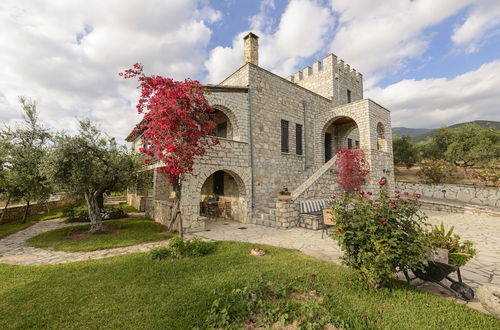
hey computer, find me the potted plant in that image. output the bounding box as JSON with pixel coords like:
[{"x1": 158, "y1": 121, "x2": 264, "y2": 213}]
[
  {"x1": 278, "y1": 186, "x2": 291, "y2": 202},
  {"x1": 427, "y1": 222, "x2": 477, "y2": 266}
]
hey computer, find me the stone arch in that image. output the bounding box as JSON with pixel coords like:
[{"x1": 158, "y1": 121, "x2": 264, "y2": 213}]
[
  {"x1": 195, "y1": 168, "x2": 249, "y2": 224},
  {"x1": 211, "y1": 104, "x2": 240, "y2": 141},
  {"x1": 376, "y1": 122, "x2": 387, "y2": 151},
  {"x1": 320, "y1": 116, "x2": 360, "y2": 163}
]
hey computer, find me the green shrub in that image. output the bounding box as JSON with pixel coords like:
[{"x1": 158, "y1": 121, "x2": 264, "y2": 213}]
[
  {"x1": 329, "y1": 182, "x2": 430, "y2": 288},
  {"x1": 428, "y1": 222, "x2": 477, "y2": 266},
  {"x1": 417, "y1": 159, "x2": 455, "y2": 183},
  {"x1": 64, "y1": 203, "x2": 127, "y2": 223},
  {"x1": 149, "y1": 237, "x2": 214, "y2": 260}
]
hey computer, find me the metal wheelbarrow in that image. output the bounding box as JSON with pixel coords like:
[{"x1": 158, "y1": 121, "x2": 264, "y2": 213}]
[{"x1": 403, "y1": 261, "x2": 474, "y2": 301}]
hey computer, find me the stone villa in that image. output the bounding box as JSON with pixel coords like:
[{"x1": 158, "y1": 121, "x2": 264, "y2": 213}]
[{"x1": 126, "y1": 32, "x2": 395, "y2": 232}]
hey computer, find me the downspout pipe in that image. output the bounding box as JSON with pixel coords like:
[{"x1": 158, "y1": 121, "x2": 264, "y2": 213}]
[
  {"x1": 302, "y1": 100, "x2": 307, "y2": 170},
  {"x1": 248, "y1": 87, "x2": 255, "y2": 211}
]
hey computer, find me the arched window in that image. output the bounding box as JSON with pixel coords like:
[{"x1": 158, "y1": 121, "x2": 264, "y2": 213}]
[{"x1": 377, "y1": 122, "x2": 386, "y2": 151}]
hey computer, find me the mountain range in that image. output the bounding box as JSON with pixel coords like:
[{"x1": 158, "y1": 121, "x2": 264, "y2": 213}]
[{"x1": 392, "y1": 120, "x2": 500, "y2": 142}]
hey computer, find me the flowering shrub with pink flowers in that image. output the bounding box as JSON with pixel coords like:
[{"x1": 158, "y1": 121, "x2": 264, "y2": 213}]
[{"x1": 329, "y1": 180, "x2": 430, "y2": 288}]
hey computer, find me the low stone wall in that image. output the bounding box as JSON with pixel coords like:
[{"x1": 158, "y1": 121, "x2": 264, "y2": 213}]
[
  {"x1": 299, "y1": 214, "x2": 321, "y2": 230},
  {"x1": 104, "y1": 195, "x2": 127, "y2": 204},
  {"x1": 275, "y1": 201, "x2": 299, "y2": 229},
  {"x1": 126, "y1": 194, "x2": 147, "y2": 212},
  {"x1": 396, "y1": 181, "x2": 500, "y2": 208},
  {"x1": 0, "y1": 198, "x2": 76, "y2": 223}
]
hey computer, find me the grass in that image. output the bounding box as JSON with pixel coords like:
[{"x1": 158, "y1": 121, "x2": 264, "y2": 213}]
[
  {"x1": 0, "y1": 203, "x2": 76, "y2": 239},
  {"x1": 26, "y1": 218, "x2": 171, "y2": 252},
  {"x1": 0, "y1": 200, "x2": 141, "y2": 239},
  {"x1": 117, "y1": 203, "x2": 138, "y2": 213},
  {"x1": 0, "y1": 242, "x2": 497, "y2": 329}
]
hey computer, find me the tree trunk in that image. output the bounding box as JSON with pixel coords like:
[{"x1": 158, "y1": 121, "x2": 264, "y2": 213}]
[
  {"x1": 168, "y1": 179, "x2": 183, "y2": 239},
  {"x1": 21, "y1": 200, "x2": 30, "y2": 224},
  {"x1": 96, "y1": 193, "x2": 104, "y2": 209},
  {"x1": 0, "y1": 196, "x2": 11, "y2": 224},
  {"x1": 85, "y1": 191, "x2": 104, "y2": 233}
]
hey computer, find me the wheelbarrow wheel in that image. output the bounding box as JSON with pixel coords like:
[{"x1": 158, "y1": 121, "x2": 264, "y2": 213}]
[{"x1": 450, "y1": 282, "x2": 474, "y2": 301}]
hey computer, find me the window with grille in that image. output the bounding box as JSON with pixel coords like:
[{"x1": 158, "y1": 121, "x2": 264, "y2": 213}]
[
  {"x1": 281, "y1": 120, "x2": 289, "y2": 153},
  {"x1": 296, "y1": 124, "x2": 303, "y2": 155},
  {"x1": 215, "y1": 122, "x2": 227, "y2": 138},
  {"x1": 348, "y1": 138, "x2": 353, "y2": 149},
  {"x1": 355, "y1": 140, "x2": 359, "y2": 148}
]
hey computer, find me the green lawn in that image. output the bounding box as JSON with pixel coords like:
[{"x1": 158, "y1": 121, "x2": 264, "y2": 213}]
[
  {"x1": 0, "y1": 204, "x2": 75, "y2": 239},
  {"x1": 0, "y1": 202, "x2": 141, "y2": 239},
  {"x1": 0, "y1": 242, "x2": 497, "y2": 329},
  {"x1": 26, "y1": 218, "x2": 171, "y2": 252}
]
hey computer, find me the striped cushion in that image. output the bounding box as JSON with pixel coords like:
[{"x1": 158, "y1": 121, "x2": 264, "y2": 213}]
[{"x1": 300, "y1": 199, "x2": 333, "y2": 214}]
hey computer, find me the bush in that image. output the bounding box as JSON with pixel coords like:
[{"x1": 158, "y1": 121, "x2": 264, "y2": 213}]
[
  {"x1": 149, "y1": 237, "x2": 214, "y2": 260},
  {"x1": 417, "y1": 159, "x2": 455, "y2": 183},
  {"x1": 329, "y1": 181, "x2": 430, "y2": 288},
  {"x1": 428, "y1": 222, "x2": 477, "y2": 266},
  {"x1": 334, "y1": 148, "x2": 370, "y2": 192},
  {"x1": 64, "y1": 203, "x2": 127, "y2": 223}
]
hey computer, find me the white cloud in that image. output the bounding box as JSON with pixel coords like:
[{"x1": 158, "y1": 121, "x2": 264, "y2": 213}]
[
  {"x1": 329, "y1": 0, "x2": 473, "y2": 87},
  {"x1": 367, "y1": 60, "x2": 500, "y2": 128},
  {"x1": 452, "y1": 0, "x2": 500, "y2": 53},
  {"x1": 205, "y1": 0, "x2": 334, "y2": 83},
  {"x1": 0, "y1": 0, "x2": 220, "y2": 140}
]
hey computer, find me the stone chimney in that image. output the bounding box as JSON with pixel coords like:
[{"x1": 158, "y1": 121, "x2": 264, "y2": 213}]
[{"x1": 243, "y1": 32, "x2": 259, "y2": 65}]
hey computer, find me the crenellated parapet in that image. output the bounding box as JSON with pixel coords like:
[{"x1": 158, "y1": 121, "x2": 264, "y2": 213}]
[{"x1": 286, "y1": 53, "x2": 363, "y2": 102}]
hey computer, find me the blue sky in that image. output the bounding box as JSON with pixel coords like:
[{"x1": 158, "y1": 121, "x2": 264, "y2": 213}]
[{"x1": 0, "y1": 0, "x2": 499, "y2": 139}]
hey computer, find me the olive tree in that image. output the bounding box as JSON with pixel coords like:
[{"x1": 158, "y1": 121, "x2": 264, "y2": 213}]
[
  {"x1": 0, "y1": 97, "x2": 52, "y2": 223},
  {"x1": 45, "y1": 120, "x2": 144, "y2": 233},
  {"x1": 392, "y1": 135, "x2": 419, "y2": 168}
]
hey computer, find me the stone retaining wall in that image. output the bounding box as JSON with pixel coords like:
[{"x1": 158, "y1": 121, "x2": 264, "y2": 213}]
[
  {"x1": 396, "y1": 181, "x2": 500, "y2": 208},
  {"x1": 0, "y1": 199, "x2": 76, "y2": 223}
]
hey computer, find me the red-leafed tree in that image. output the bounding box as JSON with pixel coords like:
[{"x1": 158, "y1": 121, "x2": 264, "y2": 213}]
[
  {"x1": 121, "y1": 63, "x2": 217, "y2": 237},
  {"x1": 334, "y1": 148, "x2": 370, "y2": 192}
]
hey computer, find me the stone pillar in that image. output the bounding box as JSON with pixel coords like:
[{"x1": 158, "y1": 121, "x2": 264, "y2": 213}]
[
  {"x1": 243, "y1": 32, "x2": 259, "y2": 66},
  {"x1": 275, "y1": 201, "x2": 299, "y2": 229}
]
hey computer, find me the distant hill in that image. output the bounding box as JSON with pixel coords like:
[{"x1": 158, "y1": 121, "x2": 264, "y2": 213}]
[
  {"x1": 392, "y1": 120, "x2": 500, "y2": 142},
  {"x1": 391, "y1": 127, "x2": 433, "y2": 137}
]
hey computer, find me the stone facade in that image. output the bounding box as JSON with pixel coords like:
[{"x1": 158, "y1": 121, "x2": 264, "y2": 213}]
[
  {"x1": 396, "y1": 181, "x2": 500, "y2": 208},
  {"x1": 126, "y1": 32, "x2": 394, "y2": 232}
]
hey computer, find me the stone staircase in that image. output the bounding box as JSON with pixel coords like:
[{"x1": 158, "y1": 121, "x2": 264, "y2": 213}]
[
  {"x1": 291, "y1": 155, "x2": 337, "y2": 201},
  {"x1": 254, "y1": 202, "x2": 277, "y2": 227}
]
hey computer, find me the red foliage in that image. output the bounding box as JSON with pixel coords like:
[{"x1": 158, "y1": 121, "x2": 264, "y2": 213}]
[
  {"x1": 334, "y1": 148, "x2": 370, "y2": 192},
  {"x1": 120, "y1": 63, "x2": 218, "y2": 183}
]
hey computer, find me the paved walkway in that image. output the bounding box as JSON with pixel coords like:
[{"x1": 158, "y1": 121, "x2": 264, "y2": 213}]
[
  {"x1": 0, "y1": 218, "x2": 169, "y2": 265},
  {"x1": 196, "y1": 211, "x2": 500, "y2": 291}
]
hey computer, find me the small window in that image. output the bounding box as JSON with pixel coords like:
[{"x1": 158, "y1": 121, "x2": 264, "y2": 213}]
[
  {"x1": 324, "y1": 133, "x2": 332, "y2": 162},
  {"x1": 215, "y1": 122, "x2": 227, "y2": 138},
  {"x1": 295, "y1": 124, "x2": 303, "y2": 155},
  {"x1": 213, "y1": 171, "x2": 224, "y2": 195},
  {"x1": 348, "y1": 138, "x2": 353, "y2": 149},
  {"x1": 347, "y1": 90, "x2": 352, "y2": 103},
  {"x1": 281, "y1": 120, "x2": 289, "y2": 153},
  {"x1": 355, "y1": 140, "x2": 359, "y2": 148}
]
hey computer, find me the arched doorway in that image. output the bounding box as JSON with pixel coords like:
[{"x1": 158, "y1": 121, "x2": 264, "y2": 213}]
[
  {"x1": 211, "y1": 108, "x2": 234, "y2": 139},
  {"x1": 322, "y1": 116, "x2": 360, "y2": 163},
  {"x1": 199, "y1": 169, "x2": 247, "y2": 222}
]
